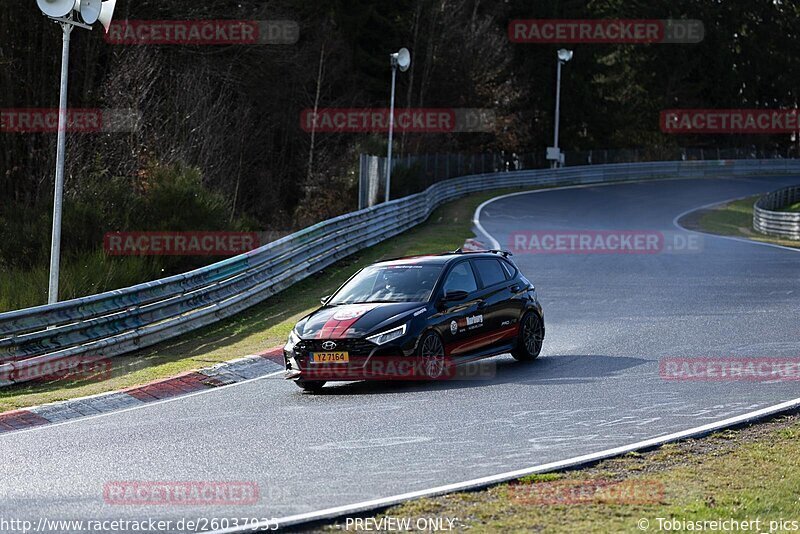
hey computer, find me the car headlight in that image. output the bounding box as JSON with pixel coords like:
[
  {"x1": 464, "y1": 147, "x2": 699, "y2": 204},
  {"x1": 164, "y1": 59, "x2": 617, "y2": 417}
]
[
  {"x1": 285, "y1": 329, "x2": 301, "y2": 350},
  {"x1": 366, "y1": 324, "x2": 407, "y2": 345}
]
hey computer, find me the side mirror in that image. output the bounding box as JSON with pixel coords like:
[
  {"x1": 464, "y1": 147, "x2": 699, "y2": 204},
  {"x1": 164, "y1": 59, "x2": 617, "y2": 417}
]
[
  {"x1": 320, "y1": 295, "x2": 331, "y2": 306},
  {"x1": 441, "y1": 290, "x2": 469, "y2": 303}
]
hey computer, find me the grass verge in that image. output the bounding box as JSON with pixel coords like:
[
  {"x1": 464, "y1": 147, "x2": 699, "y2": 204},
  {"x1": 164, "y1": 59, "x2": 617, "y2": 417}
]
[
  {"x1": 0, "y1": 186, "x2": 539, "y2": 412},
  {"x1": 0, "y1": 251, "x2": 165, "y2": 314},
  {"x1": 680, "y1": 195, "x2": 800, "y2": 249},
  {"x1": 318, "y1": 412, "x2": 800, "y2": 533}
]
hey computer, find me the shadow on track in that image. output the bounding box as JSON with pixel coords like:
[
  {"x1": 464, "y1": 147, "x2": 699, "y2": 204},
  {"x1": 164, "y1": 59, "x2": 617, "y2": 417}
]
[{"x1": 298, "y1": 354, "x2": 650, "y2": 396}]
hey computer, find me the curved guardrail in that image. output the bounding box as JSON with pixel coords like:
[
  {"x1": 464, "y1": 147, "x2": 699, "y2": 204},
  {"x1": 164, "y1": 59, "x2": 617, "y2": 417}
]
[
  {"x1": 1, "y1": 159, "x2": 799, "y2": 386},
  {"x1": 753, "y1": 185, "x2": 800, "y2": 240}
]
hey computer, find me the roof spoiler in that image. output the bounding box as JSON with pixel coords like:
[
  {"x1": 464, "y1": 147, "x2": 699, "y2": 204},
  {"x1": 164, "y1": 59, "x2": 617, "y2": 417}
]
[
  {"x1": 449, "y1": 248, "x2": 513, "y2": 258},
  {"x1": 377, "y1": 249, "x2": 514, "y2": 263}
]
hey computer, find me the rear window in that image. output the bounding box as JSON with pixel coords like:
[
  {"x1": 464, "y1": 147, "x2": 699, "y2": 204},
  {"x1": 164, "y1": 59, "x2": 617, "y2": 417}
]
[{"x1": 473, "y1": 259, "x2": 507, "y2": 287}]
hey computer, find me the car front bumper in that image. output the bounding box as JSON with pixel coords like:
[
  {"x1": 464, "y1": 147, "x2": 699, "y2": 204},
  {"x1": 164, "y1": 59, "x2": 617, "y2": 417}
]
[{"x1": 284, "y1": 337, "x2": 431, "y2": 381}]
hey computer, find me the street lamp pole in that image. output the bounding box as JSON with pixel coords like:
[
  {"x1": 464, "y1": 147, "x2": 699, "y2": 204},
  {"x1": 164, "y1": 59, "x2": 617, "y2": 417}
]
[
  {"x1": 549, "y1": 48, "x2": 573, "y2": 169},
  {"x1": 386, "y1": 65, "x2": 397, "y2": 203},
  {"x1": 47, "y1": 20, "x2": 74, "y2": 304},
  {"x1": 552, "y1": 56, "x2": 562, "y2": 166},
  {"x1": 385, "y1": 48, "x2": 410, "y2": 203},
  {"x1": 37, "y1": 0, "x2": 117, "y2": 304}
]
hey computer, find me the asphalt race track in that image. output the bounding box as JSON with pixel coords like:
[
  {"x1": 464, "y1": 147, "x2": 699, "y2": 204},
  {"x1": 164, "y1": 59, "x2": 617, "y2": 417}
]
[{"x1": 2, "y1": 176, "x2": 799, "y2": 532}]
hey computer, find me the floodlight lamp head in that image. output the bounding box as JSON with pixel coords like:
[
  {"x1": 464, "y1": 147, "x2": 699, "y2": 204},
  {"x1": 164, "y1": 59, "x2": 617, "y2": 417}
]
[
  {"x1": 97, "y1": 0, "x2": 116, "y2": 33},
  {"x1": 37, "y1": 0, "x2": 76, "y2": 18},
  {"x1": 74, "y1": 0, "x2": 101, "y2": 24},
  {"x1": 557, "y1": 49, "x2": 574, "y2": 63},
  {"x1": 391, "y1": 47, "x2": 411, "y2": 72},
  {"x1": 38, "y1": 0, "x2": 114, "y2": 30}
]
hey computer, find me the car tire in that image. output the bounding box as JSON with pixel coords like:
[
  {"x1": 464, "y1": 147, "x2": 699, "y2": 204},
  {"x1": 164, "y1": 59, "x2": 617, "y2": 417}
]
[
  {"x1": 295, "y1": 380, "x2": 326, "y2": 392},
  {"x1": 418, "y1": 331, "x2": 446, "y2": 379},
  {"x1": 511, "y1": 311, "x2": 544, "y2": 362}
]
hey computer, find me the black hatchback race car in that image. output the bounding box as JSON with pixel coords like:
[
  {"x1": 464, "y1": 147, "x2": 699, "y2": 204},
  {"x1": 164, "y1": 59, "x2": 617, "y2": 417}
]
[{"x1": 283, "y1": 250, "x2": 544, "y2": 391}]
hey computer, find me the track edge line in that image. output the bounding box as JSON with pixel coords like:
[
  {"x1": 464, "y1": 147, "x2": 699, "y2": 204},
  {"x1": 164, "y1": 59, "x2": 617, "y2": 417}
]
[{"x1": 212, "y1": 397, "x2": 800, "y2": 533}]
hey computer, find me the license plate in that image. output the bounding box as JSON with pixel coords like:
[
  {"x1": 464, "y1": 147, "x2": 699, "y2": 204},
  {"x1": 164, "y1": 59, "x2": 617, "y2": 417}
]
[{"x1": 310, "y1": 351, "x2": 349, "y2": 363}]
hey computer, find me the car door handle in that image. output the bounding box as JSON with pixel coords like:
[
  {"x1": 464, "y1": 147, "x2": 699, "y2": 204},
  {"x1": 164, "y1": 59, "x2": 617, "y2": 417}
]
[{"x1": 510, "y1": 285, "x2": 520, "y2": 292}]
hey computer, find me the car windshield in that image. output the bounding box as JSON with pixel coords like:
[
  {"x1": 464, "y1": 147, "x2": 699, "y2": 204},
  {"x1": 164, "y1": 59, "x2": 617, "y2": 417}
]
[{"x1": 329, "y1": 264, "x2": 443, "y2": 304}]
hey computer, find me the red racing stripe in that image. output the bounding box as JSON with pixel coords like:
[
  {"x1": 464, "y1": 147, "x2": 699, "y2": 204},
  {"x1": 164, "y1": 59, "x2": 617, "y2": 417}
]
[
  {"x1": 446, "y1": 324, "x2": 519, "y2": 356},
  {"x1": 317, "y1": 304, "x2": 378, "y2": 339}
]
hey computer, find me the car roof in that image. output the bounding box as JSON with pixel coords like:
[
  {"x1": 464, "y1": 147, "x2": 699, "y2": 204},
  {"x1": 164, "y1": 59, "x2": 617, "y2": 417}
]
[{"x1": 372, "y1": 250, "x2": 513, "y2": 267}]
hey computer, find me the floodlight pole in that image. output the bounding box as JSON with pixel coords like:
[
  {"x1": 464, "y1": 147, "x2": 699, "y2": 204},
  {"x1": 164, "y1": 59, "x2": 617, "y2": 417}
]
[
  {"x1": 386, "y1": 63, "x2": 398, "y2": 203},
  {"x1": 550, "y1": 49, "x2": 572, "y2": 169},
  {"x1": 552, "y1": 57, "x2": 562, "y2": 169},
  {"x1": 48, "y1": 19, "x2": 75, "y2": 304},
  {"x1": 40, "y1": 1, "x2": 112, "y2": 304}
]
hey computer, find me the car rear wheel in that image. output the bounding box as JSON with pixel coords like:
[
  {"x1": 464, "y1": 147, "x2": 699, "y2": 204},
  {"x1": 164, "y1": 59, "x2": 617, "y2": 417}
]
[
  {"x1": 295, "y1": 380, "x2": 326, "y2": 392},
  {"x1": 418, "y1": 332, "x2": 446, "y2": 379},
  {"x1": 511, "y1": 312, "x2": 544, "y2": 362}
]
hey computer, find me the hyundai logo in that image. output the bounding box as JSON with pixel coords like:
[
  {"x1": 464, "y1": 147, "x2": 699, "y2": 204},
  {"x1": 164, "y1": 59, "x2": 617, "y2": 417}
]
[{"x1": 322, "y1": 341, "x2": 337, "y2": 350}]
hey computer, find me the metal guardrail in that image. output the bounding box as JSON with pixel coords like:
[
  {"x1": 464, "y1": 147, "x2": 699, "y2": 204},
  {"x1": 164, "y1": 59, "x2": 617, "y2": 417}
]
[
  {"x1": 359, "y1": 148, "x2": 800, "y2": 208},
  {"x1": 753, "y1": 185, "x2": 800, "y2": 240},
  {"x1": 1, "y1": 159, "x2": 799, "y2": 386}
]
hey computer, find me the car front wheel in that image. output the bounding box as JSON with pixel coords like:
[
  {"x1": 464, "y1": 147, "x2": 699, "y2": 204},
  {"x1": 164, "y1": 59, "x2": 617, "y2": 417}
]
[
  {"x1": 511, "y1": 312, "x2": 544, "y2": 362},
  {"x1": 418, "y1": 332, "x2": 446, "y2": 379}
]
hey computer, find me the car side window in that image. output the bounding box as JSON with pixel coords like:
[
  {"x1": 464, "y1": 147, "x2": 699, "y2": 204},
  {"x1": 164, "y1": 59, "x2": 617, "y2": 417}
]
[
  {"x1": 500, "y1": 259, "x2": 517, "y2": 279},
  {"x1": 473, "y1": 259, "x2": 507, "y2": 287},
  {"x1": 442, "y1": 262, "x2": 478, "y2": 294}
]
